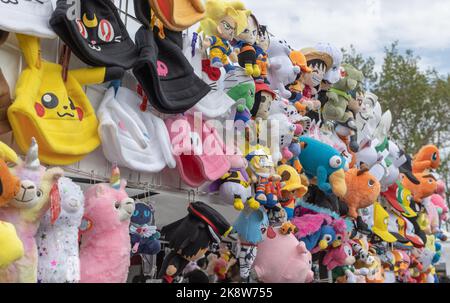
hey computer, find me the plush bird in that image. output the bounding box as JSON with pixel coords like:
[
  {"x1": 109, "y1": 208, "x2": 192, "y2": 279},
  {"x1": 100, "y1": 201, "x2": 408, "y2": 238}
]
[{"x1": 292, "y1": 213, "x2": 336, "y2": 252}]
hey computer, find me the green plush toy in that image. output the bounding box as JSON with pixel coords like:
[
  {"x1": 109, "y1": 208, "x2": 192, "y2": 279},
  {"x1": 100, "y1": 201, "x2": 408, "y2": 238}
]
[
  {"x1": 225, "y1": 73, "x2": 256, "y2": 113},
  {"x1": 322, "y1": 64, "x2": 364, "y2": 125}
]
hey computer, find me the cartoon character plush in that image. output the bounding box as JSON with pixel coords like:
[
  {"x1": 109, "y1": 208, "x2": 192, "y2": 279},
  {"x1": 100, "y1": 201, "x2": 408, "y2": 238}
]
[
  {"x1": 0, "y1": 155, "x2": 20, "y2": 208},
  {"x1": 233, "y1": 206, "x2": 268, "y2": 281},
  {"x1": 299, "y1": 47, "x2": 333, "y2": 101},
  {"x1": 0, "y1": 139, "x2": 64, "y2": 283},
  {"x1": 252, "y1": 226, "x2": 314, "y2": 283},
  {"x1": 0, "y1": 221, "x2": 24, "y2": 269},
  {"x1": 130, "y1": 201, "x2": 161, "y2": 256},
  {"x1": 199, "y1": 0, "x2": 249, "y2": 73},
  {"x1": 79, "y1": 166, "x2": 135, "y2": 283},
  {"x1": 323, "y1": 241, "x2": 367, "y2": 283},
  {"x1": 298, "y1": 136, "x2": 347, "y2": 198},
  {"x1": 412, "y1": 145, "x2": 440, "y2": 174},
  {"x1": 267, "y1": 38, "x2": 301, "y2": 98},
  {"x1": 292, "y1": 213, "x2": 336, "y2": 252},
  {"x1": 36, "y1": 177, "x2": 84, "y2": 283},
  {"x1": 401, "y1": 173, "x2": 437, "y2": 202},
  {"x1": 276, "y1": 164, "x2": 308, "y2": 219},
  {"x1": 267, "y1": 112, "x2": 296, "y2": 163},
  {"x1": 234, "y1": 14, "x2": 261, "y2": 77},
  {"x1": 7, "y1": 34, "x2": 121, "y2": 165},
  {"x1": 251, "y1": 82, "x2": 276, "y2": 120},
  {"x1": 254, "y1": 24, "x2": 270, "y2": 84}
]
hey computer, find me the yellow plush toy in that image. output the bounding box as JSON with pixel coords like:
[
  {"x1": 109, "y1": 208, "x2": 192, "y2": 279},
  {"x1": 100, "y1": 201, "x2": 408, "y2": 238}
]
[
  {"x1": 7, "y1": 34, "x2": 116, "y2": 165},
  {"x1": 0, "y1": 221, "x2": 24, "y2": 269}
]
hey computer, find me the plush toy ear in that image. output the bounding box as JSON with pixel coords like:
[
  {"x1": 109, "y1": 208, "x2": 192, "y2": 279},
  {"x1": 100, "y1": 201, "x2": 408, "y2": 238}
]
[
  {"x1": 16, "y1": 34, "x2": 41, "y2": 69},
  {"x1": 95, "y1": 184, "x2": 106, "y2": 198},
  {"x1": 43, "y1": 167, "x2": 64, "y2": 183},
  {"x1": 297, "y1": 241, "x2": 307, "y2": 253},
  {"x1": 120, "y1": 179, "x2": 127, "y2": 191}
]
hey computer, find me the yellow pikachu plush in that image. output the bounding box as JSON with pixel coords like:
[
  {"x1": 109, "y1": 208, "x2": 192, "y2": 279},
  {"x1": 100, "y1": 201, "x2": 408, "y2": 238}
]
[
  {"x1": 8, "y1": 34, "x2": 122, "y2": 165},
  {"x1": 0, "y1": 221, "x2": 24, "y2": 269}
]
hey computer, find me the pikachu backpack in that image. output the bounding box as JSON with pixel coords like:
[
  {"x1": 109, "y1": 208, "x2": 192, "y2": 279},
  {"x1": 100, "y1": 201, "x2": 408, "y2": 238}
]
[{"x1": 8, "y1": 34, "x2": 123, "y2": 165}]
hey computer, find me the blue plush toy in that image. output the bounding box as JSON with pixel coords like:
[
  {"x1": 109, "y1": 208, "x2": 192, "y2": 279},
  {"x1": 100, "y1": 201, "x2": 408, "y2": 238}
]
[
  {"x1": 292, "y1": 213, "x2": 336, "y2": 253},
  {"x1": 130, "y1": 202, "x2": 161, "y2": 256},
  {"x1": 298, "y1": 136, "x2": 347, "y2": 198}
]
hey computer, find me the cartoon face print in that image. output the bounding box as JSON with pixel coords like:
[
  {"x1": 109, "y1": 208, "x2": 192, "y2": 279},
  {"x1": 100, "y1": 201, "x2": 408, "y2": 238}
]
[
  {"x1": 75, "y1": 12, "x2": 121, "y2": 52},
  {"x1": 237, "y1": 16, "x2": 258, "y2": 45},
  {"x1": 131, "y1": 202, "x2": 154, "y2": 226},
  {"x1": 257, "y1": 26, "x2": 270, "y2": 52},
  {"x1": 303, "y1": 61, "x2": 327, "y2": 92},
  {"x1": 217, "y1": 15, "x2": 237, "y2": 41},
  {"x1": 34, "y1": 92, "x2": 83, "y2": 121}
]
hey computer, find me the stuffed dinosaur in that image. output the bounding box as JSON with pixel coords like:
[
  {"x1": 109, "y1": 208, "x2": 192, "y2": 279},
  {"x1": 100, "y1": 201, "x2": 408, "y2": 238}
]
[
  {"x1": 8, "y1": 34, "x2": 123, "y2": 165},
  {"x1": 298, "y1": 136, "x2": 347, "y2": 198}
]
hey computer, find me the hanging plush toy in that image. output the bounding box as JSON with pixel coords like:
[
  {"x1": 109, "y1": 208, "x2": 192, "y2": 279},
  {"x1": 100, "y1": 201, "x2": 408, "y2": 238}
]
[
  {"x1": 254, "y1": 25, "x2": 270, "y2": 84},
  {"x1": 130, "y1": 201, "x2": 161, "y2": 256},
  {"x1": 36, "y1": 177, "x2": 84, "y2": 283},
  {"x1": 0, "y1": 139, "x2": 64, "y2": 283},
  {"x1": 401, "y1": 173, "x2": 437, "y2": 202},
  {"x1": 276, "y1": 164, "x2": 308, "y2": 219},
  {"x1": 199, "y1": 0, "x2": 249, "y2": 73},
  {"x1": 233, "y1": 206, "x2": 268, "y2": 282},
  {"x1": 158, "y1": 202, "x2": 232, "y2": 283},
  {"x1": 292, "y1": 213, "x2": 336, "y2": 252},
  {"x1": 0, "y1": 220, "x2": 24, "y2": 269},
  {"x1": 7, "y1": 34, "x2": 121, "y2": 165},
  {"x1": 0, "y1": 62, "x2": 12, "y2": 134},
  {"x1": 412, "y1": 145, "x2": 440, "y2": 174},
  {"x1": 234, "y1": 14, "x2": 261, "y2": 78},
  {"x1": 251, "y1": 82, "x2": 276, "y2": 120},
  {"x1": 79, "y1": 166, "x2": 135, "y2": 283},
  {"x1": 0, "y1": 150, "x2": 20, "y2": 207}
]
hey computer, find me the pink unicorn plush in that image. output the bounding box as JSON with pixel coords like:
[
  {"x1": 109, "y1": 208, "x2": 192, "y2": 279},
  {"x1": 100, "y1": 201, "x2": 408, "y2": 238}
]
[
  {"x1": 79, "y1": 166, "x2": 135, "y2": 283},
  {"x1": 0, "y1": 138, "x2": 64, "y2": 282}
]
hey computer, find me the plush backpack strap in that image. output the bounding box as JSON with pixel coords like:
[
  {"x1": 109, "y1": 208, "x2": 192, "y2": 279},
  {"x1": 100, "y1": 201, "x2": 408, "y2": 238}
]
[{"x1": 16, "y1": 34, "x2": 41, "y2": 70}]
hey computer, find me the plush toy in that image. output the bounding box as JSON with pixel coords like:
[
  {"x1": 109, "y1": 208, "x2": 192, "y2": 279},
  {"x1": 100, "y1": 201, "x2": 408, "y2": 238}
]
[
  {"x1": 342, "y1": 165, "x2": 381, "y2": 221},
  {"x1": 412, "y1": 145, "x2": 440, "y2": 174},
  {"x1": 7, "y1": 34, "x2": 120, "y2": 165},
  {"x1": 287, "y1": 50, "x2": 313, "y2": 102},
  {"x1": 251, "y1": 82, "x2": 276, "y2": 120},
  {"x1": 36, "y1": 177, "x2": 84, "y2": 283},
  {"x1": 371, "y1": 202, "x2": 397, "y2": 244},
  {"x1": 267, "y1": 38, "x2": 301, "y2": 98},
  {"x1": 0, "y1": 157, "x2": 20, "y2": 207},
  {"x1": 298, "y1": 136, "x2": 347, "y2": 198},
  {"x1": 233, "y1": 206, "x2": 268, "y2": 281},
  {"x1": 148, "y1": 0, "x2": 206, "y2": 32},
  {"x1": 130, "y1": 201, "x2": 161, "y2": 256},
  {"x1": 0, "y1": 140, "x2": 18, "y2": 164},
  {"x1": 401, "y1": 173, "x2": 437, "y2": 202},
  {"x1": 199, "y1": 0, "x2": 249, "y2": 73},
  {"x1": 223, "y1": 67, "x2": 256, "y2": 123},
  {"x1": 158, "y1": 202, "x2": 232, "y2": 283},
  {"x1": 267, "y1": 112, "x2": 296, "y2": 163},
  {"x1": 322, "y1": 240, "x2": 367, "y2": 283},
  {"x1": 0, "y1": 221, "x2": 24, "y2": 269},
  {"x1": 291, "y1": 213, "x2": 336, "y2": 252},
  {"x1": 234, "y1": 14, "x2": 261, "y2": 77},
  {"x1": 0, "y1": 140, "x2": 64, "y2": 283},
  {"x1": 254, "y1": 25, "x2": 270, "y2": 83},
  {"x1": 79, "y1": 166, "x2": 135, "y2": 283},
  {"x1": 299, "y1": 47, "x2": 333, "y2": 101},
  {"x1": 276, "y1": 164, "x2": 308, "y2": 219},
  {"x1": 252, "y1": 226, "x2": 313, "y2": 283},
  {"x1": 0, "y1": 67, "x2": 12, "y2": 134}
]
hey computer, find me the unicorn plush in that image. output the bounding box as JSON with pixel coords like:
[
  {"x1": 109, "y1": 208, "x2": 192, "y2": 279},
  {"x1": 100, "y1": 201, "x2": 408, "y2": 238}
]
[
  {"x1": 36, "y1": 177, "x2": 84, "y2": 283},
  {"x1": 79, "y1": 165, "x2": 135, "y2": 283},
  {"x1": 0, "y1": 138, "x2": 64, "y2": 282}
]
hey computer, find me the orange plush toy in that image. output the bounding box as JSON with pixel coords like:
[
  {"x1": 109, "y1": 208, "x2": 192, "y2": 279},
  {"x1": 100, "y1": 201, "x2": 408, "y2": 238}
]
[
  {"x1": 412, "y1": 145, "x2": 440, "y2": 174},
  {"x1": 343, "y1": 165, "x2": 381, "y2": 219},
  {"x1": 401, "y1": 173, "x2": 437, "y2": 202},
  {"x1": 0, "y1": 157, "x2": 20, "y2": 207}
]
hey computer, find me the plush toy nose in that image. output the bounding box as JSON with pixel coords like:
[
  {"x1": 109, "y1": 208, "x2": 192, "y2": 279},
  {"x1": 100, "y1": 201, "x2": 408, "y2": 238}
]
[
  {"x1": 319, "y1": 239, "x2": 329, "y2": 250},
  {"x1": 329, "y1": 169, "x2": 347, "y2": 198}
]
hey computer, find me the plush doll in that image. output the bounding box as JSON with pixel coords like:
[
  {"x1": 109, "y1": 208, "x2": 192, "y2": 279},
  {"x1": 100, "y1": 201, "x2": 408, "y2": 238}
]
[
  {"x1": 199, "y1": 0, "x2": 249, "y2": 73},
  {"x1": 158, "y1": 202, "x2": 232, "y2": 283},
  {"x1": 267, "y1": 38, "x2": 301, "y2": 98},
  {"x1": 254, "y1": 25, "x2": 270, "y2": 83},
  {"x1": 355, "y1": 92, "x2": 382, "y2": 145},
  {"x1": 267, "y1": 112, "x2": 297, "y2": 163},
  {"x1": 130, "y1": 202, "x2": 161, "y2": 256},
  {"x1": 251, "y1": 82, "x2": 276, "y2": 120},
  {"x1": 0, "y1": 157, "x2": 20, "y2": 207},
  {"x1": 0, "y1": 66, "x2": 12, "y2": 134},
  {"x1": 252, "y1": 226, "x2": 314, "y2": 283},
  {"x1": 292, "y1": 213, "x2": 336, "y2": 252},
  {"x1": 286, "y1": 50, "x2": 312, "y2": 102},
  {"x1": 276, "y1": 164, "x2": 308, "y2": 219},
  {"x1": 412, "y1": 145, "x2": 440, "y2": 174},
  {"x1": 371, "y1": 202, "x2": 397, "y2": 244},
  {"x1": 234, "y1": 14, "x2": 261, "y2": 77},
  {"x1": 79, "y1": 166, "x2": 136, "y2": 283},
  {"x1": 148, "y1": 0, "x2": 206, "y2": 32},
  {"x1": 401, "y1": 173, "x2": 437, "y2": 202},
  {"x1": 298, "y1": 136, "x2": 347, "y2": 199},
  {"x1": 0, "y1": 220, "x2": 24, "y2": 269},
  {"x1": 0, "y1": 139, "x2": 64, "y2": 283},
  {"x1": 7, "y1": 34, "x2": 121, "y2": 165},
  {"x1": 233, "y1": 206, "x2": 268, "y2": 281},
  {"x1": 323, "y1": 241, "x2": 367, "y2": 283},
  {"x1": 36, "y1": 177, "x2": 84, "y2": 283}
]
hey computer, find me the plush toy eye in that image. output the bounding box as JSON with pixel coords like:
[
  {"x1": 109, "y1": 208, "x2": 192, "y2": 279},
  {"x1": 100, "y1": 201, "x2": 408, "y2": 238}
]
[
  {"x1": 114, "y1": 201, "x2": 120, "y2": 209},
  {"x1": 133, "y1": 210, "x2": 139, "y2": 217},
  {"x1": 41, "y1": 93, "x2": 59, "y2": 109},
  {"x1": 329, "y1": 155, "x2": 342, "y2": 168},
  {"x1": 368, "y1": 179, "x2": 375, "y2": 187},
  {"x1": 69, "y1": 98, "x2": 76, "y2": 110},
  {"x1": 260, "y1": 96, "x2": 267, "y2": 103},
  {"x1": 324, "y1": 235, "x2": 332, "y2": 242},
  {"x1": 428, "y1": 179, "x2": 434, "y2": 184},
  {"x1": 432, "y1": 152, "x2": 437, "y2": 161},
  {"x1": 36, "y1": 189, "x2": 42, "y2": 198},
  {"x1": 144, "y1": 210, "x2": 150, "y2": 217},
  {"x1": 344, "y1": 246, "x2": 352, "y2": 256},
  {"x1": 98, "y1": 19, "x2": 115, "y2": 42},
  {"x1": 336, "y1": 235, "x2": 342, "y2": 241},
  {"x1": 261, "y1": 227, "x2": 267, "y2": 234}
]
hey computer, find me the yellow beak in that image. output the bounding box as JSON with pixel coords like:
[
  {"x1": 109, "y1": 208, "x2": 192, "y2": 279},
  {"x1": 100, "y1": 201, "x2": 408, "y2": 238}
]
[
  {"x1": 329, "y1": 169, "x2": 347, "y2": 198},
  {"x1": 332, "y1": 240, "x2": 342, "y2": 248},
  {"x1": 319, "y1": 239, "x2": 329, "y2": 250}
]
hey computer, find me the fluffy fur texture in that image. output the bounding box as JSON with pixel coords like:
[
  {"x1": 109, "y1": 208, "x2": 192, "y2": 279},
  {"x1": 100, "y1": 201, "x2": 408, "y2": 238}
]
[
  {"x1": 79, "y1": 180, "x2": 135, "y2": 283},
  {"x1": 412, "y1": 145, "x2": 440, "y2": 174},
  {"x1": 343, "y1": 167, "x2": 381, "y2": 218},
  {"x1": 401, "y1": 173, "x2": 437, "y2": 202},
  {"x1": 323, "y1": 241, "x2": 355, "y2": 271},
  {"x1": 37, "y1": 177, "x2": 84, "y2": 283},
  {"x1": 0, "y1": 159, "x2": 20, "y2": 207}
]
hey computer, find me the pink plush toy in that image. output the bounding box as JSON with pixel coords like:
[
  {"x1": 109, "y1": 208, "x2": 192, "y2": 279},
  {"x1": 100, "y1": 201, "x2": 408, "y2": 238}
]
[
  {"x1": 323, "y1": 241, "x2": 367, "y2": 283},
  {"x1": 431, "y1": 193, "x2": 448, "y2": 221},
  {"x1": 79, "y1": 166, "x2": 135, "y2": 283},
  {"x1": 253, "y1": 226, "x2": 313, "y2": 283},
  {"x1": 0, "y1": 139, "x2": 64, "y2": 283}
]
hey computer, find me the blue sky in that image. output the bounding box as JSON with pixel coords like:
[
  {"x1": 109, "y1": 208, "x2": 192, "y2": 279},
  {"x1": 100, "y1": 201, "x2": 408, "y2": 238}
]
[{"x1": 244, "y1": 0, "x2": 450, "y2": 76}]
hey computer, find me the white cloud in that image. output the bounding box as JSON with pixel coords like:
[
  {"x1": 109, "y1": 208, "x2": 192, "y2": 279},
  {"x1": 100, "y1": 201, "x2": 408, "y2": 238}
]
[{"x1": 243, "y1": 0, "x2": 450, "y2": 74}]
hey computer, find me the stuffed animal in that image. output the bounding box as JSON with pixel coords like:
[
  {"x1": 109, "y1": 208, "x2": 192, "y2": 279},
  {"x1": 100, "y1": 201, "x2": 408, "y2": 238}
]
[
  {"x1": 355, "y1": 92, "x2": 382, "y2": 145},
  {"x1": 233, "y1": 206, "x2": 268, "y2": 281},
  {"x1": 342, "y1": 165, "x2": 381, "y2": 220},
  {"x1": 412, "y1": 145, "x2": 440, "y2": 174},
  {"x1": 0, "y1": 139, "x2": 64, "y2": 283},
  {"x1": 199, "y1": 0, "x2": 249, "y2": 73},
  {"x1": 130, "y1": 201, "x2": 161, "y2": 256},
  {"x1": 298, "y1": 136, "x2": 347, "y2": 198},
  {"x1": 267, "y1": 38, "x2": 301, "y2": 98},
  {"x1": 0, "y1": 221, "x2": 24, "y2": 269},
  {"x1": 292, "y1": 213, "x2": 336, "y2": 252},
  {"x1": 0, "y1": 157, "x2": 20, "y2": 208},
  {"x1": 36, "y1": 177, "x2": 84, "y2": 283},
  {"x1": 79, "y1": 166, "x2": 135, "y2": 283},
  {"x1": 323, "y1": 241, "x2": 367, "y2": 283},
  {"x1": 401, "y1": 173, "x2": 437, "y2": 202},
  {"x1": 254, "y1": 25, "x2": 270, "y2": 84},
  {"x1": 234, "y1": 14, "x2": 261, "y2": 77},
  {"x1": 0, "y1": 68, "x2": 12, "y2": 134},
  {"x1": 277, "y1": 164, "x2": 308, "y2": 219},
  {"x1": 251, "y1": 82, "x2": 276, "y2": 120},
  {"x1": 267, "y1": 112, "x2": 296, "y2": 163},
  {"x1": 252, "y1": 226, "x2": 313, "y2": 283}
]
